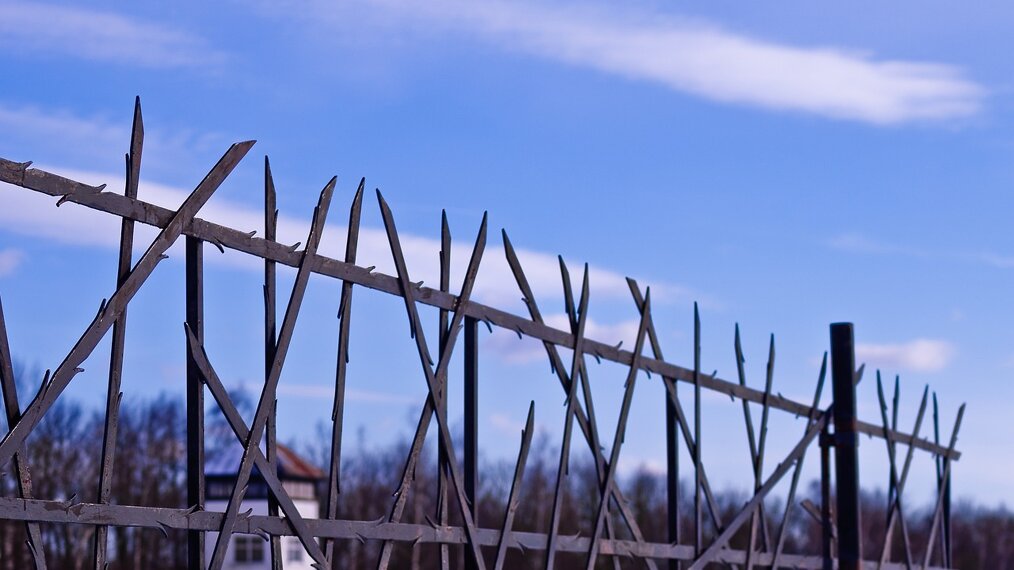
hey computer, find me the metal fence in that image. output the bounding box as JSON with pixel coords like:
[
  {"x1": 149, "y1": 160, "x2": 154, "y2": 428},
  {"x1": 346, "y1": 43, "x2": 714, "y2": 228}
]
[{"x1": 0, "y1": 99, "x2": 963, "y2": 569}]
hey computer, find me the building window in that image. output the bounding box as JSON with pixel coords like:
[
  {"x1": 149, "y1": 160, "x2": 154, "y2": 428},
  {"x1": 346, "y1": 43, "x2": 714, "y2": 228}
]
[
  {"x1": 234, "y1": 535, "x2": 264, "y2": 564},
  {"x1": 286, "y1": 539, "x2": 305, "y2": 562}
]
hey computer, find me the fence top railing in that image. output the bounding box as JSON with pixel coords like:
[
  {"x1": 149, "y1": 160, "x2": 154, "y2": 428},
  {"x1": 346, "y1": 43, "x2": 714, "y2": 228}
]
[{"x1": 0, "y1": 155, "x2": 958, "y2": 460}]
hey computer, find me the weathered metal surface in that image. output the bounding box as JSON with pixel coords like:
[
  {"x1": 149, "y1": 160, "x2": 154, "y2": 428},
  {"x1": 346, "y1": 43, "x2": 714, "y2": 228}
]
[
  {"x1": 94, "y1": 96, "x2": 142, "y2": 570},
  {"x1": 323, "y1": 178, "x2": 364, "y2": 566},
  {"x1": 0, "y1": 102, "x2": 966, "y2": 570},
  {"x1": 0, "y1": 296, "x2": 46, "y2": 569},
  {"x1": 0, "y1": 157, "x2": 958, "y2": 459}
]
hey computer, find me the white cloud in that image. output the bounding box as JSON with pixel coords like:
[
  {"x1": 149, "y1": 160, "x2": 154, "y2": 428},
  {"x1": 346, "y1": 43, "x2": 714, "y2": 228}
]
[
  {"x1": 0, "y1": 248, "x2": 24, "y2": 278},
  {"x1": 856, "y1": 339, "x2": 955, "y2": 373},
  {"x1": 0, "y1": 102, "x2": 228, "y2": 171},
  {"x1": 973, "y1": 252, "x2": 1014, "y2": 269},
  {"x1": 489, "y1": 412, "x2": 525, "y2": 436},
  {"x1": 283, "y1": 0, "x2": 983, "y2": 124},
  {"x1": 0, "y1": 2, "x2": 227, "y2": 68},
  {"x1": 827, "y1": 233, "x2": 929, "y2": 258},
  {"x1": 0, "y1": 159, "x2": 694, "y2": 310},
  {"x1": 829, "y1": 233, "x2": 1014, "y2": 272}
]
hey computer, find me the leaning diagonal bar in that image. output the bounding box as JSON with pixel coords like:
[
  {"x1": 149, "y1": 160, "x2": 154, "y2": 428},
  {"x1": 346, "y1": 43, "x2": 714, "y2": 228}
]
[
  {"x1": 688, "y1": 408, "x2": 831, "y2": 570},
  {"x1": 0, "y1": 157, "x2": 955, "y2": 460},
  {"x1": 584, "y1": 291, "x2": 653, "y2": 569},
  {"x1": 208, "y1": 177, "x2": 335, "y2": 570},
  {"x1": 0, "y1": 296, "x2": 47, "y2": 569},
  {"x1": 375, "y1": 210, "x2": 488, "y2": 570},
  {"x1": 505, "y1": 235, "x2": 658, "y2": 570},
  {"x1": 376, "y1": 191, "x2": 487, "y2": 570},
  {"x1": 493, "y1": 401, "x2": 536, "y2": 570},
  {"x1": 324, "y1": 179, "x2": 365, "y2": 565},
  {"x1": 545, "y1": 262, "x2": 591, "y2": 569},
  {"x1": 0, "y1": 141, "x2": 254, "y2": 469},
  {"x1": 94, "y1": 95, "x2": 143, "y2": 570},
  {"x1": 185, "y1": 326, "x2": 328, "y2": 565}
]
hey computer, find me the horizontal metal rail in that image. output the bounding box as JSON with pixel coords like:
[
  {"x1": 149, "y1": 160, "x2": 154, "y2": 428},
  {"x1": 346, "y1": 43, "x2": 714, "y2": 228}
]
[
  {"x1": 0, "y1": 496, "x2": 949, "y2": 570},
  {"x1": 0, "y1": 158, "x2": 957, "y2": 461},
  {"x1": 0, "y1": 157, "x2": 958, "y2": 460}
]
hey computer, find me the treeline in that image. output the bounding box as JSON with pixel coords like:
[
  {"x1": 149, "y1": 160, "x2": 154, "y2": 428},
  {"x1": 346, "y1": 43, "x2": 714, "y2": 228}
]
[{"x1": 0, "y1": 386, "x2": 1009, "y2": 569}]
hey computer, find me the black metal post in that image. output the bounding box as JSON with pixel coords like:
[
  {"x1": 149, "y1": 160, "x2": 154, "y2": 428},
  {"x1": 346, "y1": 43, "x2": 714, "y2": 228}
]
[
  {"x1": 820, "y1": 421, "x2": 833, "y2": 570},
  {"x1": 944, "y1": 466, "x2": 952, "y2": 566},
  {"x1": 830, "y1": 323, "x2": 861, "y2": 570},
  {"x1": 185, "y1": 236, "x2": 205, "y2": 570},
  {"x1": 464, "y1": 316, "x2": 479, "y2": 570},
  {"x1": 666, "y1": 380, "x2": 681, "y2": 570}
]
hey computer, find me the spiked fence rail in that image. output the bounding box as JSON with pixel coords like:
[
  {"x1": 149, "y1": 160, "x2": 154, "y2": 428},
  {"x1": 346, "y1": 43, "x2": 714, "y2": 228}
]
[{"x1": 0, "y1": 100, "x2": 963, "y2": 570}]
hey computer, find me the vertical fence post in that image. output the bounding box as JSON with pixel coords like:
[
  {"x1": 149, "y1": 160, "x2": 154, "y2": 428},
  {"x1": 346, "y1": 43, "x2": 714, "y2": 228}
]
[
  {"x1": 820, "y1": 420, "x2": 833, "y2": 570},
  {"x1": 666, "y1": 382, "x2": 681, "y2": 570},
  {"x1": 464, "y1": 316, "x2": 479, "y2": 570},
  {"x1": 830, "y1": 323, "x2": 861, "y2": 570},
  {"x1": 185, "y1": 236, "x2": 205, "y2": 570},
  {"x1": 944, "y1": 467, "x2": 953, "y2": 566}
]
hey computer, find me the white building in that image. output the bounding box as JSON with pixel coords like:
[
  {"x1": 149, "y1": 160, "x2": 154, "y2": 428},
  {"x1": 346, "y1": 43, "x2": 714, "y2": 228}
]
[{"x1": 205, "y1": 443, "x2": 324, "y2": 570}]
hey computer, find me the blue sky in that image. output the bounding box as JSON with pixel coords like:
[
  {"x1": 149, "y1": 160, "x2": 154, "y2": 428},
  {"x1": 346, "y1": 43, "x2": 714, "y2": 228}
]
[{"x1": 0, "y1": 0, "x2": 1011, "y2": 507}]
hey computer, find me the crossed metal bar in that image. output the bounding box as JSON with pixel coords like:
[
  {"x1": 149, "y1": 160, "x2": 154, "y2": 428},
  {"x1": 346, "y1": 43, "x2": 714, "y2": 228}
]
[
  {"x1": 0, "y1": 155, "x2": 957, "y2": 459},
  {"x1": 0, "y1": 102, "x2": 967, "y2": 570}
]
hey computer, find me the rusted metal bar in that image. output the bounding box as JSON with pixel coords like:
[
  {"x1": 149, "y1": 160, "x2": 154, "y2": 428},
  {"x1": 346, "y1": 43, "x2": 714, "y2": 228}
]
[
  {"x1": 438, "y1": 210, "x2": 451, "y2": 570},
  {"x1": 0, "y1": 158, "x2": 956, "y2": 460},
  {"x1": 376, "y1": 193, "x2": 488, "y2": 570},
  {"x1": 0, "y1": 140, "x2": 254, "y2": 470},
  {"x1": 771, "y1": 353, "x2": 827, "y2": 569},
  {"x1": 584, "y1": 291, "x2": 653, "y2": 569},
  {"x1": 820, "y1": 420, "x2": 834, "y2": 570},
  {"x1": 264, "y1": 157, "x2": 282, "y2": 570},
  {"x1": 493, "y1": 401, "x2": 535, "y2": 570},
  {"x1": 875, "y1": 376, "x2": 924, "y2": 569},
  {"x1": 375, "y1": 211, "x2": 488, "y2": 570},
  {"x1": 665, "y1": 369, "x2": 681, "y2": 563},
  {"x1": 505, "y1": 239, "x2": 657, "y2": 570},
  {"x1": 560, "y1": 260, "x2": 622, "y2": 570},
  {"x1": 0, "y1": 493, "x2": 954, "y2": 569},
  {"x1": 324, "y1": 179, "x2": 364, "y2": 566},
  {"x1": 628, "y1": 280, "x2": 734, "y2": 568},
  {"x1": 932, "y1": 394, "x2": 952, "y2": 568},
  {"x1": 94, "y1": 96, "x2": 142, "y2": 570},
  {"x1": 745, "y1": 333, "x2": 776, "y2": 570},
  {"x1": 184, "y1": 327, "x2": 329, "y2": 564},
  {"x1": 666, "y1": 360, "x2": 681, "y2": 570},
  {"x1": 185, "y1": 234, "x2": 206, "y2": 570},
  {"x1": 464, "y1": 314, "x2": 479, "y2": 570},
  {"x1": 502, "y1": 243, "x2": 653, "y2": 563},
  {"x1": 922, "y1": 404, "x2": 965, "y2": 570},
  {"x1": 887, "y1": 376, "x2": 900, "y2": 517},
  {"x1": 208, "y1": 177, "x2": 336, "y2": 570},
  {"x1": 694, "y1": 303, "x2": 703, "y2": 557},
  {"x1": 545, "y1": 261, "x2": 591, "y2": 569},
  {"x1": 0, "y1": 296, "x2": 46, "y2": 569},
  {"x1": 831, "y1": 323, "x2": 862, "y2": 570},
  {"x1": 688, "y1": 406, "x2": 832, "y2": 570}
]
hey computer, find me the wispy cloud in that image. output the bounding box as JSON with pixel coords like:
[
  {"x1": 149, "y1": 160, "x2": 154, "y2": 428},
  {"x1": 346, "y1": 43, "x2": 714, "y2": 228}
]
[
  {"x1": 489, "y1": 412, "x2": 526, "y2": 436},
  {"x1": 0, "y1": 248, "x2": 24, "y2": 278},
  {"x1": 829, "y1": 232, "x2": 1014, "y2": 271},
  {"x1": 827, "y1": 233, "x2": 930, "y2": 258},
  {"x1": 281, "y1": 0, "x2": 984, "y2": 124},
  {"x1": 0, "y1": 159, "x2": 696, "y2": 312},
  {"x1": 0, "y1": 102, "x2": 228, "y2": 170},
  {"x1": 0, "y1": 2, "x2": 227, "y2": 68},
  {"x1": 856, "y1": 339, "x2": 956, "y2": 373}
]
